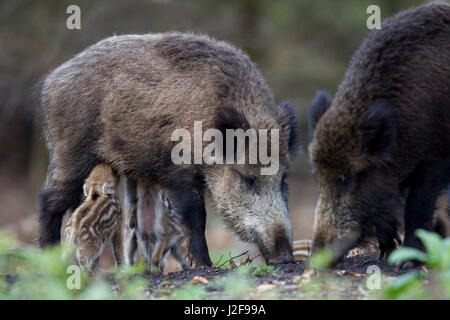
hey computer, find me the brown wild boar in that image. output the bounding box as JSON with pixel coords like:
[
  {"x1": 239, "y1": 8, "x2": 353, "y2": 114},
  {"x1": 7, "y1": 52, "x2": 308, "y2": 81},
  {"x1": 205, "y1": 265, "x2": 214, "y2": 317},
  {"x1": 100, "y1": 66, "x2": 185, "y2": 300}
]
[
  {"x1": 64, "y1": 163, "x2": 122, "y2": 273},
  {"x1": 308, "y1": 3, "x2": 450, "y2": 264},
  {"x1": 38, "y1": 32, "x2": 298, "y2": 266}
]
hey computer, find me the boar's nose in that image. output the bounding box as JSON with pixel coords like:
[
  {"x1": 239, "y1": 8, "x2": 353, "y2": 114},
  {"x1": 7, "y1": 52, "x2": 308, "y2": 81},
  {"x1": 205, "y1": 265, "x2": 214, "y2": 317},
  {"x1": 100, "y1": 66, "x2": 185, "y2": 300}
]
[
  {"x1": 268, "y1": 250, "x2": 293, "y2": 265},
  {"x1": 268, "y1": 228, "x2": 293, "y2": 265}
]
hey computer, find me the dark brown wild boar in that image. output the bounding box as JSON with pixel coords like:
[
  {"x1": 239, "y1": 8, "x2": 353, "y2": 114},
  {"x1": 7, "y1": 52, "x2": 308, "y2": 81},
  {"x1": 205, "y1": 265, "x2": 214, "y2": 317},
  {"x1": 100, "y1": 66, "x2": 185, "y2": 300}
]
[{"x1": 308, "y1": 3, "x2": 450, "y2": 264}]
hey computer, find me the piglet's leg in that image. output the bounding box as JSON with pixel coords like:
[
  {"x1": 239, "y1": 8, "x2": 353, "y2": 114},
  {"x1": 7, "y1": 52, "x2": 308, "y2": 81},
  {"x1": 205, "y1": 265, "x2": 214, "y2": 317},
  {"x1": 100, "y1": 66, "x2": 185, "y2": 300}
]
[
  {"x1": 112, "y1": 223, "x2": 123, "y2": 267},
  {"x1": 137, "y1": 183, "x2": 157, "y2": 268},
  {"x1": 123, "y1": 176, "x2": 138, "y2": 265},
  {"x1": 152, "y1": 237, "x2": 169, "y2": 272}
]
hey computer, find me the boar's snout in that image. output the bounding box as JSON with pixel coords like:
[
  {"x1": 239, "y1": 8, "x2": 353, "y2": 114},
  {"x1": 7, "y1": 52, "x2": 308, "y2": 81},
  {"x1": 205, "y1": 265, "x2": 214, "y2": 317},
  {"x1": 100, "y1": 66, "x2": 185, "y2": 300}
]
[
  {"x1": 311, "y1": 228, "x2": 361, "y2": 267},
  {"x1": 267, "y1": 226, "x2": 294, "y2": 265},
  {"x1": 267, "y1": 250, "x2": 293, "y2": 265}
]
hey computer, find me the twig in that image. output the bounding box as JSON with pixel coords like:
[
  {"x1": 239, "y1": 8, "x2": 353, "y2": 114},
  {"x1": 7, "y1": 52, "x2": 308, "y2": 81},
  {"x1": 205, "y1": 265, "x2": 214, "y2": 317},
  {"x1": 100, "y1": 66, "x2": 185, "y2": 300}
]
[
  {"x1": 214, "y1": 254, "x2": 225, "y2": 267},
  {"x1": 218, "y1": 250, "x2": 249, "y2": 268}
]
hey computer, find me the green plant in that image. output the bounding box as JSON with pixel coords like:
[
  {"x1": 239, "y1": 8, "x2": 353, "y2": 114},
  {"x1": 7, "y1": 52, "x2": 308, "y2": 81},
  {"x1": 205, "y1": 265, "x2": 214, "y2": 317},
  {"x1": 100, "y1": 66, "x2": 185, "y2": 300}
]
[
  {"x1": 0, "y1": 232, "x2": 151, "y2": 300},
  {"x1": 307, "y1": 248, "x2": 332, "y2": 270},
  {"x1": 251, "y1": 264, "x2": 277, "y2": 277},
  {"x1": 388, "y1": 229, "x2": 450, "y2": 270},
  {"x1": 169, "y1": 284, "x2": 206, "y2": 300},
  {"x1": 212, "y1": 266, "x2": 256, "y2": 299},
  {"x1": 382, "y1": 229, "x2": 450, "y2": 299}
]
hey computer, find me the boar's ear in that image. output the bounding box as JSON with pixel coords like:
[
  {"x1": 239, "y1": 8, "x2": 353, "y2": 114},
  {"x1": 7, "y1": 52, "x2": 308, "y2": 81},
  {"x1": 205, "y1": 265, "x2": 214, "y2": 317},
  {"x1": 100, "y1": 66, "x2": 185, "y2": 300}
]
[
  {"x1": 308, "y1": 90, "x2": 332, "y2": 142},
  {"x1": 215, "y1": 106, "x2": 251, "y2": 161},
  {"x1": 359, "y1": 102, "x2": 397, "y2": 165},
  {"x1": 276, "y1": 101, "x2": 300, "y2": 155},
  {"x1": 215, "y1": 106, "x2": 250, "y2": 133}
]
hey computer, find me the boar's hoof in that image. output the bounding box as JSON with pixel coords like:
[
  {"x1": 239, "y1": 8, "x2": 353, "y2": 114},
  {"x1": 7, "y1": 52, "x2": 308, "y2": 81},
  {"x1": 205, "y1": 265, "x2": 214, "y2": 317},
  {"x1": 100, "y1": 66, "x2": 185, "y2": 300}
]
[{"x1": 398, "y1": 260, "x2": 422, "y2": 270}]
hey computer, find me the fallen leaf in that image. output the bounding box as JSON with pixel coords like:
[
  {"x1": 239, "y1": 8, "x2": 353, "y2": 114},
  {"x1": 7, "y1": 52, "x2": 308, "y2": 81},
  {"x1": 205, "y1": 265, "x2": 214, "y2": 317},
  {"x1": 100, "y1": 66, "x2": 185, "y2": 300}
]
[
  {"x1": 239, "y1": 255, "x2": 253, "y2": 266},
  {"x1": 112, "y1": 284, "x2": 120, "y2": 297},
  {"x1": 257, "y1": 283, "x2": 276, "y2": 294},
  {"x1": 301, "y1": 268, "x2": 315, "y2": 279},
  {"x1": 191, "y1": 276, "x2": 208, "y2": 285},
  {"x1": 283, "y1": 285, "x2": 299, "y2": 291},
  {"x1": 334, "y1": 270, "x2": 365, "y2": 277}
]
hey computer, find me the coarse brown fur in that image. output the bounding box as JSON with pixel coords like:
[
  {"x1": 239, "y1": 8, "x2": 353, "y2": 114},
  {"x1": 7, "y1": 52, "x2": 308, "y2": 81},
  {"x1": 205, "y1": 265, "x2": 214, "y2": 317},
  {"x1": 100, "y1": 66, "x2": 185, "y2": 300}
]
[
  {"x1": 308, "y1": 3, "x2": 450, "y2": 264},
  {"x1": 38, "y1": 32, "x2": 298, "y2": 265},
  {"x1": 64, "y1": 163, "x2": 122, "y2": 273}
]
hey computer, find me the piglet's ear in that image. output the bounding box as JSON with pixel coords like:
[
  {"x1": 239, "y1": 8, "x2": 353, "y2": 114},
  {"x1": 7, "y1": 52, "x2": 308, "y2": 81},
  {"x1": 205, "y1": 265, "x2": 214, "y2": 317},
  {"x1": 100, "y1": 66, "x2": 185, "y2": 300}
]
[
  {"x1": 83, "y1": 184, "x2": 89, "y2": 197},
  {"x1": 102, "y1": 183, "x2": 116, "y2": 195},
  {"x1": 308, "y1": 90, "x2": 332, "y2": 142},
  {"x1": 358, "y1": 102, "x2": 397, "y2": 166}
]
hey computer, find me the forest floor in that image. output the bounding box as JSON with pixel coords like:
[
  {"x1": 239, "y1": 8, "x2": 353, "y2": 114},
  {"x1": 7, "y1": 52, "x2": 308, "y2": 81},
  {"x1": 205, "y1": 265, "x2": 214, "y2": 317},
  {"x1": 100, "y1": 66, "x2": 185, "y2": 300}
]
[{"x1": 137, "y1": 254, "x2": 419, "y2": 299}]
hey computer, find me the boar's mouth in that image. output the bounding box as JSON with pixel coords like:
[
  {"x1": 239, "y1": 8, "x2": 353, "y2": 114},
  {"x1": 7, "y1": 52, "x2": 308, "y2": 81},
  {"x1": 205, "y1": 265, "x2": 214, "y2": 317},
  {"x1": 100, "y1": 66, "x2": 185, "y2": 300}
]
[
  {"x1": 250, "y1": 226, "x2": 294, "y2": 265},
  {"x1": 311, "y1": 231, "x2": 360, "y2": 267}
]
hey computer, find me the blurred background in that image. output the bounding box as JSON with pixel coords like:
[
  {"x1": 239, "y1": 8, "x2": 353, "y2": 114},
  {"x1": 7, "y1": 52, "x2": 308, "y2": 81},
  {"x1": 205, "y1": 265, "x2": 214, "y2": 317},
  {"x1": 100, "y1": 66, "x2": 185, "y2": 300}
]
[{"x1": 0, "y1": 0, "x2": 441, "y2": 269}]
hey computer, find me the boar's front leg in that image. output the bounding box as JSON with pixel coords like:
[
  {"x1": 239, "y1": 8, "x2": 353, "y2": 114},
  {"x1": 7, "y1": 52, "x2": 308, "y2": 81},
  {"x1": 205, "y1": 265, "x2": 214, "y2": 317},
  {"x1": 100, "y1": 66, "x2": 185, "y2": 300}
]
[
  {"x1": 175, "y1": 190, "x2": 211, "y2": 267},
  {"x1": 447, "y1": 184, "x2": 450, "y2": 216},
  {"x1": 403, "y1": 165, "x2": 448, "y2": 251}
]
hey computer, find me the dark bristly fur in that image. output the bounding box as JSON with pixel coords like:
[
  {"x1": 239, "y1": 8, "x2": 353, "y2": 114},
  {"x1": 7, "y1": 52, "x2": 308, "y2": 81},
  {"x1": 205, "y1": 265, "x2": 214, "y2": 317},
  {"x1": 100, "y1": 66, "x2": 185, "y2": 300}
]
[
  {"x1": 38, "y1": 32, "x2": 298, "y2": 266},
  {"x1": 308, "y1": 3, "x2": 450, "y2": 264}
]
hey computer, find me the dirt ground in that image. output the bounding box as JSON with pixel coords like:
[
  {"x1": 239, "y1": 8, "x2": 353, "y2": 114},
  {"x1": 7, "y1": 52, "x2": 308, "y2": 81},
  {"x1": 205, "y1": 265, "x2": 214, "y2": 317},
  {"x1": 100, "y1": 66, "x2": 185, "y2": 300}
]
[{"x1": 138, "y1": 254, "x2": 418, "y2": 299}]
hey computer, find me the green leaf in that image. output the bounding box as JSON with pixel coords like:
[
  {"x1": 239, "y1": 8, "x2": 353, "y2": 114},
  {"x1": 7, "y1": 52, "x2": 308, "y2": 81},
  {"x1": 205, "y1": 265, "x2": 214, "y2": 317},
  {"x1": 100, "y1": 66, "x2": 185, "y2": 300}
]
[
  {"x1": 441, "y1": 238, "x2": 450, "y2": 270},
  {"x1": 252, "y1": 264, "x2": 277, "y2": 276},
  {"x1": 170, "y1": 284, "x2": 206, "y2": 300},
  {"x1": 308, "y1": 248, "x2": 332, "y2": 270},
  {"x1": 382, "y1": 272, "x2": 427, "y2": 299},
  {"x1": 415, "y1": 229, "x2": 442, "y2": 268},
  {"x1": 388, "y1": 247, "x2": 428, "y2": 265}
]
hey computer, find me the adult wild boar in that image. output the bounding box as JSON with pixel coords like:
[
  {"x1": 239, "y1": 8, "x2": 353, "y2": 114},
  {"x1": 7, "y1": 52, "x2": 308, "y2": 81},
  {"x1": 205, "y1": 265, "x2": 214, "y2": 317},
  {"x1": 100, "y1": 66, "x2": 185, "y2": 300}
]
[
  {"x1": 308, "y1": 3, "x2": 450, "y2": 264},
  {"x1": 37, "y1": 32, "x2": 298, "y2": 266}
]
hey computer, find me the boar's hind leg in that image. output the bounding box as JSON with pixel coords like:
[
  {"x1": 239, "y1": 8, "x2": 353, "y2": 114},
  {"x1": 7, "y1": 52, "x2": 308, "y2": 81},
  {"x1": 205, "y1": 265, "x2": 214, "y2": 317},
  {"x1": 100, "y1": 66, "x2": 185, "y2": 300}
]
[
  {"x1": 403, "y1": 165, "x2": 448, "y2": 251},
  {"x1": 38, "y1": 159, "x2": 96, "y2": 247}
]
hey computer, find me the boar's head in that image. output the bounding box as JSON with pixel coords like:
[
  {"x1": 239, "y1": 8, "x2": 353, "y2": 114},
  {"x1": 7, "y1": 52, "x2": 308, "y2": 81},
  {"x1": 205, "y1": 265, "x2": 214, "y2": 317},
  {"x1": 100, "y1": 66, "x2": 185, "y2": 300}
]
[
  {"x1": 308, "y1": 91, "x2": 402, "y2": 265},
  {"x1": 204, "y1": 102, "x2": 299, "y2": 265}
]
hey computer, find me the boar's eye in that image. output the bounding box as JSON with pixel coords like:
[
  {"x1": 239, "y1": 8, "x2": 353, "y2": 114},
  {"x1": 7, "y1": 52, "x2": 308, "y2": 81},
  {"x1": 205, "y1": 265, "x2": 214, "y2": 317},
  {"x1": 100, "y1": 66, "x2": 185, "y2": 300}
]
[
  {"x1": 241, "y1": 174, "x2": 257, "y2": 190},
  {"x1": 337, "y1": 176, "x2": 351, "y2": 191}
]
